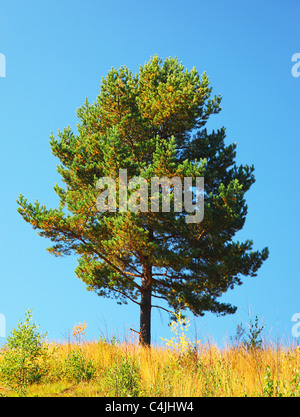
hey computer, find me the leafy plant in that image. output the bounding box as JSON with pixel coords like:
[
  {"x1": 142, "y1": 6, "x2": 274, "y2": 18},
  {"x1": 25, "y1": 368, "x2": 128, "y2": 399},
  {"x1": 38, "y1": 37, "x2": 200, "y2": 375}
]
[
  {"x1": 98, "y1": 333, "x2": 119, "y2": 347},
  {"x1": 104, "y1": 356, "x2": 141, "y2": 396},
  {"x1": 263, "y1": 365, "x2": 275, "y2": 397},
  {"x1": 231, "y1": 315, "x2": 265, "y2": 351},
  {"x1": 71, "y1": 322, "x2": 87, "y2": 344},
  {"x1": 64, "y1": 347, "x2": 96, "y2": 383},
  {"x1": 244, "y1": 316, "x2": 265, "y2": 351},
  {"x1": 0, "y1": 309, "x2": 48, "y2": 396},
  {"x1": 161, "y1": 310, "x2": 199, "y2": 356}
]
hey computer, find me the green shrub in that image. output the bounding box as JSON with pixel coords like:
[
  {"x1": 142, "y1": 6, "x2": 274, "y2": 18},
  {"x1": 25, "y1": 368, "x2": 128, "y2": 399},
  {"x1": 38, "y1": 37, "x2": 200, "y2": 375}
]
[
  {"x1": 0, "y1": 309, "x2": 48, "y2": 396},
  {"x1": 64, "y1": 347, "x2": 96, "y2": 382},
  {"x1": 104, "y1": 356, "x2": 141, "y2": 396}
]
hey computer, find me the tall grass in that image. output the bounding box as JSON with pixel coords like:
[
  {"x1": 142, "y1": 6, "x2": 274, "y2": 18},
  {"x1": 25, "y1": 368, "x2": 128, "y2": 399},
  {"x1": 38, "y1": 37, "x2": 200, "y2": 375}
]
[
  {"x1": 1, "y1": 339, "x2": 300, "y2": 397},
  {"x1": 0, "y1": 312, "x2": 299, "y2": 397}
]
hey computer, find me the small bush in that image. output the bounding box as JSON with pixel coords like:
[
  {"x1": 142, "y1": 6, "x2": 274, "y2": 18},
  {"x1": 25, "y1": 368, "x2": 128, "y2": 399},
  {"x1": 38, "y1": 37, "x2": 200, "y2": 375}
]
[
  {"x1": 64, "y1": 347, "x2": 96, "y2": 383},
  {"x1": 104, "y1": 356, "x2": 141, "y2": 396},
  {"x1": 0, "y1": 309, "x2": 48, "y2": 396},
  {"x1": 161, "y1": 310, "x2": 199, "y2": 358},
  {"x1": 231, "y1": 315, "x2": 265, "y2": 351}
]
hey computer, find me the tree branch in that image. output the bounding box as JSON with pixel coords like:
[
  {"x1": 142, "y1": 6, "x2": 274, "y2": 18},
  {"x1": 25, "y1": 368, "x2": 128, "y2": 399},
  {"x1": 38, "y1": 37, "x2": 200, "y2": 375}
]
[
  {"x1": 113, "y1": 288, "x2": 141, "y2": 306},
  {"x1": 60, "y1": 222, "x2": 143, "y2": 291},
  {"x1": 151, "y1": 304, "x2": 174, "y2": 314}
]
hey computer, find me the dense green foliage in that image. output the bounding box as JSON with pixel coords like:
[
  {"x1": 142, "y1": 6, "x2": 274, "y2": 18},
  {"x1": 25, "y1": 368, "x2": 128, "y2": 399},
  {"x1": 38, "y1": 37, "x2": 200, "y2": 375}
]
[{"x1": 17, "y1": 56, "x2": 268, "y2": 345}]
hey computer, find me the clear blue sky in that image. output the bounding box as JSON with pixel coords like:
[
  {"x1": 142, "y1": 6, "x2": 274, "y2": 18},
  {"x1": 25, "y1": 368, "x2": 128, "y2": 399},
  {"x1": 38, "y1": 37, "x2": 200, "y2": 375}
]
[{"x1": 0, "y1": 0, "x2": 299, "y2": 347}]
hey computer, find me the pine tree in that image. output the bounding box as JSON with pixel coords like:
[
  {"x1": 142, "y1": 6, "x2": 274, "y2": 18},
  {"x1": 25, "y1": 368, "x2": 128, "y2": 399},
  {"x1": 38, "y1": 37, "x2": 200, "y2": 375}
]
[{"x1": 17, "y1": 56, "x2": 268, "y2": 346}]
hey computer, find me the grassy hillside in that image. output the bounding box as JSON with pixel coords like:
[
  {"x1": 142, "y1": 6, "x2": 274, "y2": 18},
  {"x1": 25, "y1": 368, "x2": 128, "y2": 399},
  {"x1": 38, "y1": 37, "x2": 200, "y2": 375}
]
[
  {"x1": 1, "y1": 338, "x2": 300, "y2": 397},
  {"x1": 0, "y1": 311, "x2": 299, "y2": 397}
]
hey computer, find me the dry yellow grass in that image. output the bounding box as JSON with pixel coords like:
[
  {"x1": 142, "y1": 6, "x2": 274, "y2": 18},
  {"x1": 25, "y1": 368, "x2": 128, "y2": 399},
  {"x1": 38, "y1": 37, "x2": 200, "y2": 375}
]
[
  {"x1": 1, "y1": 339, "x2": 299, "y2": 397},
  {"x1": 1, "y1": 315, "x2": 299, "y2": 397}
]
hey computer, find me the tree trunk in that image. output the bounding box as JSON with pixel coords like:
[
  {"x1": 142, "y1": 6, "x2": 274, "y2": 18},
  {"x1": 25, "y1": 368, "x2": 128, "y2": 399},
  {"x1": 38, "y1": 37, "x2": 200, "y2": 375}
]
[{"x1": 139, "y1": 263, "x2": 152, "y2": 347}]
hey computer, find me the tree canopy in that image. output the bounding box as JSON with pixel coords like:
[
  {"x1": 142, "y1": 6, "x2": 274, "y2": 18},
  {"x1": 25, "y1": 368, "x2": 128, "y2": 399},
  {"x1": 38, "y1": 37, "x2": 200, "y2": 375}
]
[{"x1": 17, "y1": 55, "x2": 269, "y2": 346}]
